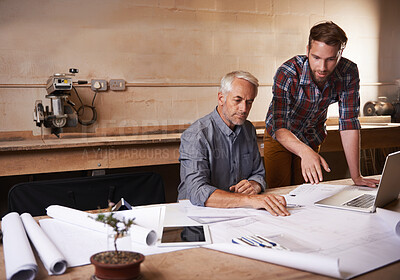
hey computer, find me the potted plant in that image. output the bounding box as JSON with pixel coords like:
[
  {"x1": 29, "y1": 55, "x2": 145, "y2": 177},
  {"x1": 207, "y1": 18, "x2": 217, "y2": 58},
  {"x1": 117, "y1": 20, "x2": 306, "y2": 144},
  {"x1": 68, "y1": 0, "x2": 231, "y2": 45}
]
[{"x1": 90, "y1": 212, "x2": 145, "y2": 280}]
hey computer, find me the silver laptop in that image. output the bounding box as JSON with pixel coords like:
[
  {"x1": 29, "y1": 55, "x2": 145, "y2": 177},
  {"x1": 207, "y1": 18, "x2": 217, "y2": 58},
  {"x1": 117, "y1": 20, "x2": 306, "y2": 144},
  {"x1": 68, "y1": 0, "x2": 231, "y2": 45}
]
[{"x1": 315, "y1": 150, "x2": 400, "y2": 213}]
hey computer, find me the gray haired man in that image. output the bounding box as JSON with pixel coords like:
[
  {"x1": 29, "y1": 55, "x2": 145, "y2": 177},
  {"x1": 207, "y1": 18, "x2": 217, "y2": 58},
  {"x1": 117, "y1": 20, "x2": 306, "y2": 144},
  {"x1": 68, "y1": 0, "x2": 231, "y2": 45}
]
[{"x1": 178, "y1": 71, "x2": 290, "y2": 217}]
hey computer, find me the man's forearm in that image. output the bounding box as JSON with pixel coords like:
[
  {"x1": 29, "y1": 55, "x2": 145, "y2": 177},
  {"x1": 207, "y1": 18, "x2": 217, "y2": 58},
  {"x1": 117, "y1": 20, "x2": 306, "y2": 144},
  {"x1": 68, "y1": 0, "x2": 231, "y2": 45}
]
[
  {"x1": 275, "y1": 128, "x2": 313, "y2": 157},
  {"x1": 204, "y1": 189, "x2": 253, "y2": 208},
  {"x1": 340, "y1": 129, "x2": 361, "y2": 180},
  {"x1": 274, "y1": 128, "x2": 330, "y2": 184},
  {"x1": 204, "y1": 189, "x2": 291, "y2": 216}
]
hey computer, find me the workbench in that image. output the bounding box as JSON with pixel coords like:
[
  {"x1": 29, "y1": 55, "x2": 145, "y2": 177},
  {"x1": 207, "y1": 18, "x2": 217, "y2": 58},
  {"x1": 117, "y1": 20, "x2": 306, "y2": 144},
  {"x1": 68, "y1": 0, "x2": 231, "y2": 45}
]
[{"x1": 0, "y1": 122, "x2": 399, "y2": 177}]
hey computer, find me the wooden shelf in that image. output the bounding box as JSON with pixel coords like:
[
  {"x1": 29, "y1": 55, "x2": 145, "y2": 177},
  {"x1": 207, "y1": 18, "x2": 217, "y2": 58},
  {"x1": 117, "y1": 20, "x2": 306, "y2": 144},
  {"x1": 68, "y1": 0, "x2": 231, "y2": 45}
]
[{"x1": 0, "y1": 121, "x2": 399, "y2": 177}]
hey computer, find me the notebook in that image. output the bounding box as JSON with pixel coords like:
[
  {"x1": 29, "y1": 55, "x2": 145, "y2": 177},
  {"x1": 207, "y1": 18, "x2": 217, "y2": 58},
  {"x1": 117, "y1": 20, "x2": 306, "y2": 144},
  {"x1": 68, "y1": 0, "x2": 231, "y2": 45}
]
[{"x1": 314, "y1": 150, "x2": 400, "y2": 213}]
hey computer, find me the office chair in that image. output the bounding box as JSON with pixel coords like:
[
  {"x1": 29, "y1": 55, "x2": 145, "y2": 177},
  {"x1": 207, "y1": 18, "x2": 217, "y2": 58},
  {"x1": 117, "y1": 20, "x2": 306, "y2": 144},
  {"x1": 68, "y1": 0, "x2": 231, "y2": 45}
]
[{"x1": 7, "y1": 172, "x2": 165, "y2": 216}]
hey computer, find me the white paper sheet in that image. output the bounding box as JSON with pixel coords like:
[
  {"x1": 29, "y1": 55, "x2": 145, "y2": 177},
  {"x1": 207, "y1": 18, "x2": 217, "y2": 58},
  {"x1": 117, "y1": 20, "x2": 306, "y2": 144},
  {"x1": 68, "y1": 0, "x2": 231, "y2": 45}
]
[
  {"x1": 284, "y1": 183, "x2": 348, "y2": 205},
  {"x1": 206, "y1": 243, "x2": 342, "y2": 279},
  {"x1": 40, "y1": 205, "x2": 195, "y2": 267},
  {"x1": 39, "y1": 218, "x2": 113, "y2": 267},
  {"x1": 1, "y1": 212, "x2": 37, "y2": 280},
  {"x1": 178, "y1": 199, "x2": 259, "y2": 218},
  {"x1": 178, "y1": 199, "x2": 266, "y2": 224},
  {"x1": 20, "y1": 213, "x2": 67, "y2": 275}
]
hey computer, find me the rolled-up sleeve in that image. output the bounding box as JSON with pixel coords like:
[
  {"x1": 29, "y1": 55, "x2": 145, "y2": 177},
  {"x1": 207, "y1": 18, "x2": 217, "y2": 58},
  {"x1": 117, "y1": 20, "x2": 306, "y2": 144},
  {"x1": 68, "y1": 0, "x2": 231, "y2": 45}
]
[
  {"x1": 266, "y1": 68, "x2": 292, "y2": 139},
  {"x1": 338, "y1": 64, "x2": 361, "y2": 131}
]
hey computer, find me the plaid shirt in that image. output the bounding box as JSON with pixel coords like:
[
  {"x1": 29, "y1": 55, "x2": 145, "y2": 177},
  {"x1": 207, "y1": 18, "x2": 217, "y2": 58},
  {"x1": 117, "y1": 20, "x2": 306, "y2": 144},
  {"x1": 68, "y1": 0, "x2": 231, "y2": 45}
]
[{"x1": 265, "y1": 55, "x2": 361, "y2": 149}]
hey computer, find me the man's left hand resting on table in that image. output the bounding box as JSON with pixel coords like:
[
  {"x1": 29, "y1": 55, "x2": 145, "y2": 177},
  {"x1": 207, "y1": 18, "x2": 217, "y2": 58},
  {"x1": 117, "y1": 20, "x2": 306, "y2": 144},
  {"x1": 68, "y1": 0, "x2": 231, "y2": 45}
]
[{"x1": 229, "y1": 179, "x2": 262, "y2": 195}]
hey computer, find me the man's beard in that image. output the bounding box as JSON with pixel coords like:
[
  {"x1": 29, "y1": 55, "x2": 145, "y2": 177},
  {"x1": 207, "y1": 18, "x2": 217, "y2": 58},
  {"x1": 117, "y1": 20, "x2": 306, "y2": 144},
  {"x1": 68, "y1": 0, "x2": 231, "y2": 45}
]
[
  {"x1": 311, "y1": 69, "x2": 330, "y2": 85},
  {"x1": 223, "y1": 108, "x2": 246, "y2": 127}
]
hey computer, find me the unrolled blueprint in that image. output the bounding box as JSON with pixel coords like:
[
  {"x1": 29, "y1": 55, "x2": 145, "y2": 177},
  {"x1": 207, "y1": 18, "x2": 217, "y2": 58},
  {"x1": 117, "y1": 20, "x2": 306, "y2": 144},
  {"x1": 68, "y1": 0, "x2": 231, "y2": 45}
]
[{"x1": 204, "y1": 184, "x2": 400, "y2": 279}]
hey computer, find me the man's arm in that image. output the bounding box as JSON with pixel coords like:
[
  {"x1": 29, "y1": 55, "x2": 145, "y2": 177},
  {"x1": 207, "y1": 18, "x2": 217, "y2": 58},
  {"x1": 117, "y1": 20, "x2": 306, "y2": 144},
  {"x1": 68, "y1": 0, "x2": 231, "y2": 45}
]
[
  {"x1": 275, "y1": 128, "x2": 330, "y2": 184},
  {"x1": 178, "y1": 124, "x2": 222, "y2": 206},
  {"x1": 336, "y1": 61, "x2": 378, "y2": 187},
  {"x1": 205, "y1": 189, "x2": 290, "y2": 216},
  {"x1": 340, "y1": 129, "x2": 379, "y2": 187}
]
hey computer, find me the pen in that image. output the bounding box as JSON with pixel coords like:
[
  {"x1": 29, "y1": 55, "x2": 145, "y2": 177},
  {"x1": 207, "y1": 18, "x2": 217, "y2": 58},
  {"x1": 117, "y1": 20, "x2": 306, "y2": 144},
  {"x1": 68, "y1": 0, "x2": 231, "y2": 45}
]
[
  {"x1": 255, "y1": 235, "x2": 289, "y2": 250},
  {"x1": 254, "y1": 235, "x2": 277, "y2": 246},
  {"x1": 232, "y1": 237, "x2": 254, "y2": 246},
  {"x1": 232, "y1": 236, "x2": 272, "y2": 248},
  {"x1": 243, "y1": 236, "x2": 270, "y2": 247},
  {"x1": 249, "y1": 236, "x2": 272, "y2": 248},
  {"x1": 232, "y1": 235, "x2": 287, "y2": 250},
  {"x1": 240, "y1": 237, "x2": 257, "y2": 246},
  {"x1": 286, "y1": 204, "x2": 305, "y2": 208}
]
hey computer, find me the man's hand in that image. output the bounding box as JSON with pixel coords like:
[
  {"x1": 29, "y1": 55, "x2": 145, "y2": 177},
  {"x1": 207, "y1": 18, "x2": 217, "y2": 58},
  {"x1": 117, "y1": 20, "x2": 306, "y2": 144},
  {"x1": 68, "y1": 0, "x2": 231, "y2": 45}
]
[
  {"x1": 352, "y1": 176, "x2": 380, "y2": 188},
  {"x1": 275, "y1": 128, "x2": 330, "y2": 184},
  {"x1": 299, "y1": 146, "x2": 331, "y2": 184},
  {"x1": 248, "y1": 193, "x2": 290, "y2": 216},
  {"x1": 205, "y1": 190, "x2": 290, "y2": 216},
  {"x1": 229, "y1": 180, "x2": 261, "y2": 195}
]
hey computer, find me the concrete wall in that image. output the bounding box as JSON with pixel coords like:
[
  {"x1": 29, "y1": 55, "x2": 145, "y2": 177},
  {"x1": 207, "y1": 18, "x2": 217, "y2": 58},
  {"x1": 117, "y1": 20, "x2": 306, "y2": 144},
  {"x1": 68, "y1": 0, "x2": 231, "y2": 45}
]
[{"x1": 0, "y1": 0, "x2": 399, "y2": 136}]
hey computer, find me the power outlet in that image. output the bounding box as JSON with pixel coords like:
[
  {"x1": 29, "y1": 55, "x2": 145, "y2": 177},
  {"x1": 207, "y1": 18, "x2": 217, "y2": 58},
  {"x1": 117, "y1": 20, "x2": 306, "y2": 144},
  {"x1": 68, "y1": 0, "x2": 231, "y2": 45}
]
[
  {"x1": 91, "y1": 79, "x2": 108, "y2": 91},
  {"x1": 109, "y1": 79, "x2": 126, "y2": 91}
]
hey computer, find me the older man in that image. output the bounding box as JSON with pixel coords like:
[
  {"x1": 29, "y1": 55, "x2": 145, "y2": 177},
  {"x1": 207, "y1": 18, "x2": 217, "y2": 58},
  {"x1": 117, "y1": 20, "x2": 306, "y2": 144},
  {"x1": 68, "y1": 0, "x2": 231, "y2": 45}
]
[{"x1": 178, "y1": 71, "x2": 289, "y2": 217}]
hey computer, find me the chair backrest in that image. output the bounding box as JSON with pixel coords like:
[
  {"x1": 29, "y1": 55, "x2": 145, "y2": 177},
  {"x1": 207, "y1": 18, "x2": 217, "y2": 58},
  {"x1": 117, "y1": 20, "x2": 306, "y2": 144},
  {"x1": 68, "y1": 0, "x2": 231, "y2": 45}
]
[{"x1": 7, "y1": 172, "x2": 165, "y2": 216}]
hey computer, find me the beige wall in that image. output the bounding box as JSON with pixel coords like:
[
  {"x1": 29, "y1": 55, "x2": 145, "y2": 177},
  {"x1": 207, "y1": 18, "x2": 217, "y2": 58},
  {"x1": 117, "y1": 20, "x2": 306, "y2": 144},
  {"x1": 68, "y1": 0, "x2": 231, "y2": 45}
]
[{"x1": 0, "y1": 0, "x2": 399, "y2": 136}]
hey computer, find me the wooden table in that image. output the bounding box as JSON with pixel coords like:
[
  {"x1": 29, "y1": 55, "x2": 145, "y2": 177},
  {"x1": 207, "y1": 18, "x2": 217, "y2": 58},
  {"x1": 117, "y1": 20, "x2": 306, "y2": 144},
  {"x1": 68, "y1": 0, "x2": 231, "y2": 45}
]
[{"x1": 1, "y1": 177, "x2": 399, "y2": 280}]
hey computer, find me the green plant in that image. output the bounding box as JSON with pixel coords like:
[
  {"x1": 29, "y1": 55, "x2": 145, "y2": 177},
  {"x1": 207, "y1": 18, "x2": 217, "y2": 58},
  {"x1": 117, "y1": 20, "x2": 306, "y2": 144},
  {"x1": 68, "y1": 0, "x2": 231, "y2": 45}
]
[{"x1": 93, "y1": 213, "x2": 134, "y2": 253}]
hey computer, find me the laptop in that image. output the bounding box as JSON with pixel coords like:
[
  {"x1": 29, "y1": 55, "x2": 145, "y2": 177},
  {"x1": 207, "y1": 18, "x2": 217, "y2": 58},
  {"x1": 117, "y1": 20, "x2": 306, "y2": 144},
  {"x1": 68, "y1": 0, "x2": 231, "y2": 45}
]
[{"x1": 315, "y1": 150, "x2": 400, "y2": 213}]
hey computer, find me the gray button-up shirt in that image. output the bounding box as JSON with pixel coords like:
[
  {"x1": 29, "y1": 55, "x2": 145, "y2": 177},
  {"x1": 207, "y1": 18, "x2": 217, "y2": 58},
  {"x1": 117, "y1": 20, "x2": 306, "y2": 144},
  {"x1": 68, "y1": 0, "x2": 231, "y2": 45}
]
[{"x1": 177, "y1": 108, "x2": 266, "y2": 206}]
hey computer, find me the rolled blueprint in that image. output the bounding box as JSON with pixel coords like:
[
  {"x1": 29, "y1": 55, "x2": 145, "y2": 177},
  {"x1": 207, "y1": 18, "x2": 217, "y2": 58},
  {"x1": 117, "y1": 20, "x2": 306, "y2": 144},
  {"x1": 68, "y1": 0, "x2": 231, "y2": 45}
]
[
  {"x1": 20, "y1": 213, "x2": 67, "y2": 275},
  {"x1": 131, "y1": 224, "x2": 157, "y2": 246},
  {"x1": 1, "y1": 212, "x2": 37, "y2": 280},
  {"x1": 46, "y1": 205, "x2": 110, "y2": 233},
  {"x1": 46, "y1": 205, "x2": 157, "y2": 246}
]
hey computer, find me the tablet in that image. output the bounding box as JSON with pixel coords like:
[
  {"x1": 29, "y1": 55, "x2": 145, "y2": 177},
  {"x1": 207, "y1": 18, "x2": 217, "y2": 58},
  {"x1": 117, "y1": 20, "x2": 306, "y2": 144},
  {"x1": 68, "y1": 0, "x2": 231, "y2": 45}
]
[{"x1": 157, "y1": 225, "x2": 211, "y2": 247}]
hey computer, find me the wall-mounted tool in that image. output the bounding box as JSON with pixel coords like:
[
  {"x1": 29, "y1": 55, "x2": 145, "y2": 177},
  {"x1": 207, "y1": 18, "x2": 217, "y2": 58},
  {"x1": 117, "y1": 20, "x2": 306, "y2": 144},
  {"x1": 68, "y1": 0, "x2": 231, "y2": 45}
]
[{"x1": 33, "y1": 68, "x2": 79, "y2": 137}]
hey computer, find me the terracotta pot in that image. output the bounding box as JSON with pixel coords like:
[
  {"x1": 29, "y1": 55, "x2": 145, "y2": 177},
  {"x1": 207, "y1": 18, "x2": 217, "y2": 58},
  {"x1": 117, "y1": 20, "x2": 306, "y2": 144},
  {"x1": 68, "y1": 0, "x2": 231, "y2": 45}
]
[{"x1": 90, "y1": 251, "x2": 145, "y2": 280}]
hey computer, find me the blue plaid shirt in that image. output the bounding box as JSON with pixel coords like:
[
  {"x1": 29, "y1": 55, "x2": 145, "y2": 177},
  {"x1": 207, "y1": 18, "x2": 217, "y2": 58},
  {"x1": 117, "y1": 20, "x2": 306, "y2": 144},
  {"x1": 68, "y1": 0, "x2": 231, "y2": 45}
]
[{"x1": 266, "y1": 55, "x2": 361, "y2": 149}]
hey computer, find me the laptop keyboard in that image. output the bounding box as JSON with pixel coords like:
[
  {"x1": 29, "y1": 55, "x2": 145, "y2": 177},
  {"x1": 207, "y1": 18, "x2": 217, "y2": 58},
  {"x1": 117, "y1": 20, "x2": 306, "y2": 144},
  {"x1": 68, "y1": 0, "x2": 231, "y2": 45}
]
[{"x1": 343, "y1": 194, "x2": 375, "y2": 208}]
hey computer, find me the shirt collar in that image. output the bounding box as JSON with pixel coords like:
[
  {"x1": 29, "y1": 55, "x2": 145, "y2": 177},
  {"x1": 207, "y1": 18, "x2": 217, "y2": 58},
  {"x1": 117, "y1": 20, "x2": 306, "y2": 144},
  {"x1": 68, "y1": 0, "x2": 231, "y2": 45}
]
[
  {"x1": 211, "y1": 107, "x2": 242, "y2": 137},
  {"x1": 299, "y1": 58, "x2": 312, "y2": 86}
]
